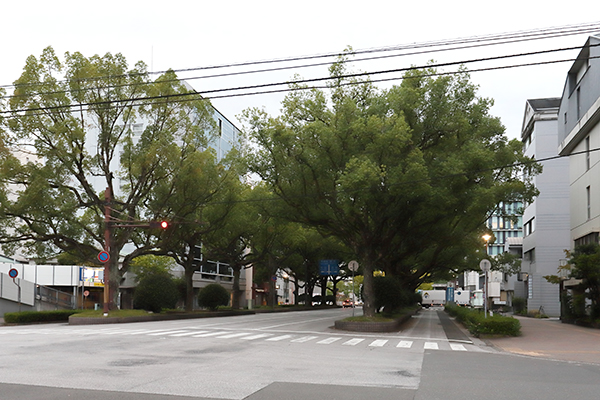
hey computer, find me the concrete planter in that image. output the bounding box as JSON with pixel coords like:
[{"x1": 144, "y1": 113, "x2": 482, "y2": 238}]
[{"x1": 334, "y1": 309, "x2": 417, "y2": 332}]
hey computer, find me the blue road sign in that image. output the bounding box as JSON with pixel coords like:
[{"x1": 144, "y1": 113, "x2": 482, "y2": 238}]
[
  {"x1": 8, "y1": 268, "x2": 18, "y2": 278},
  {"x1": 319, "y1": 259, "x2": 339, "y2": 276},
  {"x1": 98, "y1": 251, "x2": 110, "y2": 263}
]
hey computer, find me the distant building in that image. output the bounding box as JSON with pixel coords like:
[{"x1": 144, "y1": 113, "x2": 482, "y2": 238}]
[
  {"x1": 485, "y1": 201, "x2": 523, "y2": 257},
  {"x1": 520, "y1": 98, "x2": 570, "y2": 317},
  {"x1": 558, "y1": 35, "x2": 600, "y2": 248}
]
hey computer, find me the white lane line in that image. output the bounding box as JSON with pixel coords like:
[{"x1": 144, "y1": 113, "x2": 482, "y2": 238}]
[
  {"x1": 317, "y1": 337, "x2": 342, "y2": 345},
  {"x1": 241, "y1": 333, "x2": 273, "y2": 340},
  {"x1": 291, "y1": 336, "x2": 318, "y2": 343},
  {"x1": 450, "y1": 343, "x2": 467, "y2": 351},
  {"x1": 424, "y1": 342, "x2": 439, "y2": 350},
  {"x1": 369, "y1": 339, "x2": 388, "y2": 347},
  {"x1": 170, "y1": 331, "x2": 210, "y2": 337},
  {"x1": 397, "y1": 340, "x2": 413, "y2": 348},
  {"x1": 129, "y1": 329, "x2": 176, "y2": 335},
  {"x1": 147, "y1": 330, "x2": 190, "y2": 336},
  {"x1": 192, "y1": 331, "x2": 231, "y2": 338},
  {"x1": 266, "y1": 335, "x2": 294, "y2": 342},
  {"x1": 217, "y1": 332, "x2": 253, "y2": 339},
  {"x1": 342, "y1": 338, "x2": 365, "y2": 346}
]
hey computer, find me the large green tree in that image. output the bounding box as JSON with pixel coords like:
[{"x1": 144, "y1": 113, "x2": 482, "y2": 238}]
[
  {"x1": 243, "y1": 59, "x2": 539, "y2": 317},
  {"x1": 0, "y1": 47, "x2": 216, "y2": 309}
]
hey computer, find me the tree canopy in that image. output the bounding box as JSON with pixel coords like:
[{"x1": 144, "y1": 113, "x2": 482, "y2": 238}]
[
  {"x1": 243, "y1": 59, "x2": 540, "y2": 316},
  {"x1": 0, "y1": 47, "x2": 217, "y2": 309}
]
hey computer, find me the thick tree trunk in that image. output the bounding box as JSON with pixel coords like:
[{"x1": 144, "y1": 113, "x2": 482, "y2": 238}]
[
  {"x1": 231, "y1": 266, "x2": 241, "y2": 309},
  {"x1": 184, "y1": 258, "x2": 196, "y2": 312}
]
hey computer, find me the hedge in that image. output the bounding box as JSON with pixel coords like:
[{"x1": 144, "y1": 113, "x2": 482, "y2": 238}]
[
  {"x1": 3, "y1": 310, "x2": 81, "y2": 324},
  {"x1": 445, "y1": 304, "x2": 521, "y2": 337}
]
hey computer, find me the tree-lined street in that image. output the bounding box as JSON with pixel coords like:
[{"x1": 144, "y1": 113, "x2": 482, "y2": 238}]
[{"x1": 2, "y1": 310, "x2": 600, "y2": 399}]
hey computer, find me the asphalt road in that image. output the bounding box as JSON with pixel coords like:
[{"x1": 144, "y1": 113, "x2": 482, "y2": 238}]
[{"x1": 1, "y1": 308, "x2": 599, "y2": 399}]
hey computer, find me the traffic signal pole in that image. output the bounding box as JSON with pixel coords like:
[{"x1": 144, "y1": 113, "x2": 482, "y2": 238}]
[{"x1": 103, "y1": 187, "x2": 111, "y2": 315}]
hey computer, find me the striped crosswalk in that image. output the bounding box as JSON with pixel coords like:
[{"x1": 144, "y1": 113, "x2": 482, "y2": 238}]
[{"x1": 0, "y1": 325, "x2": 476, "y2": 352}]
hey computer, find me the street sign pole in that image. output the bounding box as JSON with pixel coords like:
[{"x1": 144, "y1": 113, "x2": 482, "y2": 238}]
[{"x1": 348, "y1": 261, "x2": 359, "y2": 317}]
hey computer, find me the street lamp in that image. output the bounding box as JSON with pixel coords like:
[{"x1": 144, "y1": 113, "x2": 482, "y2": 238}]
[{"x1": 481, "y1": 234, "x2": 492, "y2": 318}]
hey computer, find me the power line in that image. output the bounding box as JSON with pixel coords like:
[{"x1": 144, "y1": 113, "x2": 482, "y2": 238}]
[
  {"x1": 1, "y1": 21, "x2": 598, "y2": 97},
  {"x1": 2, "y1": 44, "x2": 599, "y2": 118}
]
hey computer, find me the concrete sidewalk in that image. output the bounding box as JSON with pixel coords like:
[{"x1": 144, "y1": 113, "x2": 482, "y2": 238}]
[{"x1": 486, "y1": 316, "x2": 600, "y2": 365}]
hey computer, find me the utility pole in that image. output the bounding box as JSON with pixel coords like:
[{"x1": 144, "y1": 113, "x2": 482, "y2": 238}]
[{"x1": 103, "y1": 187, "x2": 111, "y2": 314}]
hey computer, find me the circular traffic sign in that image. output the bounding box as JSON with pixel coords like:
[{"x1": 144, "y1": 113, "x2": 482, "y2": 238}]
[
  {"x1": 8, "y1": 268, "x2": 18, "y2": 278},
  {"x1": 83, "y1": 290, "x2": 90, "y2": 297},
  {"x1": 348, "y1": 260, "x2": 359, "y2": 272},
  {"x1": 479, "y1": 259, "x2": 491, "y2": 272},
  {"x1": 98, "y1": 251, "x2": 110, "y2": 263}
]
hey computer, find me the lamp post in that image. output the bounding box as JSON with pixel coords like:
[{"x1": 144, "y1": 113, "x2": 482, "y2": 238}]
[{"x1": 482, "y1": 234, "x2": 492, "y2": 318}]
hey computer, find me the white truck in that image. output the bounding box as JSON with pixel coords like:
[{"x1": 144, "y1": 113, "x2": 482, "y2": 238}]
[{"x1": 420, "y1": 290, "x2": 447, "y2": 308}]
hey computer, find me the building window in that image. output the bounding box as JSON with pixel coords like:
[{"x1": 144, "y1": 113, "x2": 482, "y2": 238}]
[
  {"x1": 218, "y1": 119, "x2": 223, "y2": 136},
  {"x1": 574, "y1": 232, "x2": 599, "y2": 247},
  {"x1": 577, "y1": 87, "x2": 581, "y2": 121},
  {"x1": 524, "y1": 218, "x2": 535, "y2": 236},
  {"x1": 586, "y1": 136, "x2": 590, "y2": 171},
  {"x1": 524, "y1": 249, "x2": 536, "y2": 263},
  {"x1": 564, "y1": 112, "x2": 567, "y2": 124},
  {"x1": 587, "y1": 186, "x2": 591, "y2": 220}
]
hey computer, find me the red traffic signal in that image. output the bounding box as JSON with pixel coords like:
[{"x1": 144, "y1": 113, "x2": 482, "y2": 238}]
[{"x1": 149, "y1": 221, "x2": 169, "y2": 229}]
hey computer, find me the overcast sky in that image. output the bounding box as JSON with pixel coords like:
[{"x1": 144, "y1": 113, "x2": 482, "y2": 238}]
[{"x1": 2, "y1": 1, "x2": 599, "y2": 140}]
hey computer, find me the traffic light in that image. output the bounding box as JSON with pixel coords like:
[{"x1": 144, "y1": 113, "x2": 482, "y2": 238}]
[{"x1": 149, "y1": 221, "x2": 169, "y2": 229}]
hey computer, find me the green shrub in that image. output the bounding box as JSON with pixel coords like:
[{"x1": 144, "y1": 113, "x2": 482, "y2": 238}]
[
  {"x1": 3, "y1": 310, "x2": 81, "y2": 324},
  {"x1": 445, "y1": 304, "x2": 521, "y2": 337},
  {"x1": 197, "y1": 283, "x2": 230, "y2": 311},
  {"x1": 512, "y1": 297, "x2": 526, "y2": 315},
  {"x1": 133, "y1": 272, "x2": 180, "y2": 313}
]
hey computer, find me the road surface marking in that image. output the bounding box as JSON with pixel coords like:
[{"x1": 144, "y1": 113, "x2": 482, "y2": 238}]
[
  {"x1": 217, "y1": 332, "x2": 253, "y2": 339},
  {"x1": 192, "y1": 331, "x2": 231, "y2": 337},
  {"x1": 369, "y1": 339, "x2": 388, "y2": 347},
  {"x1": 266, "y1": 335, "x2": 294, "y2": 341},
  {"x1": 342, "y1": 338, "x2": 365, "y2": 346},
  {"x1": 291, "y1": 336, "x2": 318, "y2": 343},
  {"x1": 317, "y1": 337, "x2": 342, "y2": 345},
  {"x1": 397, "y1": 341, "x2": 413, "y2": 348},
  {"x1": 170, "y1": 331, "x2": 210, "y2": 337},
  {"x1": 147, "y1": 330, "x2": 190, "y2": 336},
  {"x1": 450, "y1": 343, "x2": 467, "y2": 351},
  {"x1": 240, "y1": 333, "x2": 274, "y2": 340},
  {"x1": 424, "y1": 342, "x2": 439, "y2": 350}
]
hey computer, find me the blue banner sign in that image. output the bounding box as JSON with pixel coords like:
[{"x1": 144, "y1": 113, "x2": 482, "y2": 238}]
[{"x1": 319, "y1": 259, "x2": 339, "y2": 276}]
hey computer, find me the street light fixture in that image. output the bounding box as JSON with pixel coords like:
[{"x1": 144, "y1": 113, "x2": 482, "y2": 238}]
[{"x1": 481, "y1": 234, "x2": 492, "y2": 318}]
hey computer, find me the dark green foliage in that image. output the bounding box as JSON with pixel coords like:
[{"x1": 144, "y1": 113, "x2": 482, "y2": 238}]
[
  {"x1": 133, "y1": 272, "x2": 180, "y2": 313},
  {"x1": 197, "y1": 283, "x2": 230, "y2": 311},
  {"x1": 3, "y1": 310, "x2": 81, "y2": 324},
  {"x1": 370, "y1": 276, "x2": 421, "y2": 313},
  {"x1": 445, "y1": 304, "x2": 521, "y2": 337},
  {"x1": 512, "y1": 297, "x2": 526, "y2": 315}
]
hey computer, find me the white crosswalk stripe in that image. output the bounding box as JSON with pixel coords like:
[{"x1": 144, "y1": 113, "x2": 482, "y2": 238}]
[
  {"x1": 240, "y1": 333, "x2": 273, "y2": 340},
  {"x1": 369, "y1": 339, "x2": 388, "y2": 347},
  {"x1": 266, "y1": 334, "x2": 294, "y2": 341},
  {"x1": 169, "y1": 331, "x2": 210, "y2": 337},
  {"x1": 291, "y1": 336, "x2": 318, "y2": 343},
  {"x1": 317, "y1": 337, "x2": 341, "y2": 345},
  {"x1": 192, "y1": 331, "x2": 231, "y2": 337},
  {"x1": 217, "y1": 332, "x2": 253, "y2": 339},
  {"x1": 342, "y1": 338, "x2": 364, "y2": 346},
  {"x1": 147, "y1": 330, "x2": 190, "y2": 336},
  {"x1": 0, "y1": 327, "x2": 478, "y2": 352}
]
